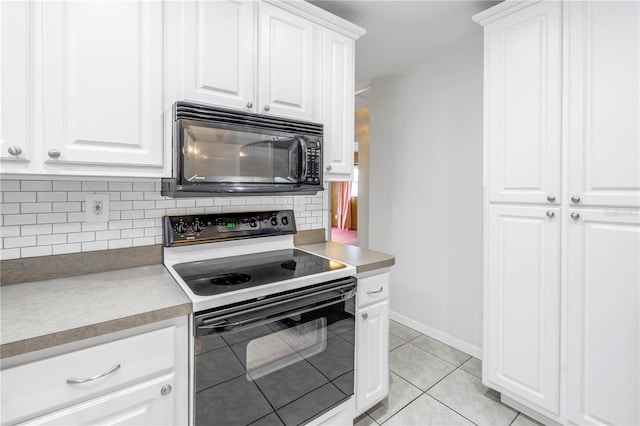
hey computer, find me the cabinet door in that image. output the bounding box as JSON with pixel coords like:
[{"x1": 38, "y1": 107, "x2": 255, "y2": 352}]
[
  {"x1": 180, "y1": 0, "x2": 255, "y2": 111},
  {"x1": 0, "y1": 0, "x2": 31, "y2": 169},
  {"x1": 484, "y1": 205, "x2": 560, "y2": 415},
  {"x1": 567, "y1": 209, "x2": 640, "y2": 426},
  {"x1": 566, "y1": 1, "x2": 640, "y2": 208},
  {"x1": 355, "y1": 299, "x2": 389, "y2": 416},
  {"x1": 485, "y1": 1, "x2": 561, "y2": 204},
  {"x1": 322, "y1": 29, "x2": 355, "y2": 181},
  {"x1": 258, "y1": 2, "x2": 315, "y2": 120},
  {"x1": 41, "y1": 1, "x2": 164, "y2": 173},
  {"x1": 19, "y1": 374, "x2": 176, "y2": 426}
]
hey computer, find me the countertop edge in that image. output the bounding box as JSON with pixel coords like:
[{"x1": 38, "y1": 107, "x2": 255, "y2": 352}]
[{"x1": 1, "y1": 302, "x2": 192, "y2": 359}]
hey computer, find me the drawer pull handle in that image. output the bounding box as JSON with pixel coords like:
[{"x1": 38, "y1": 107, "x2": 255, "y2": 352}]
[
  {"x1": 66, "y1": 363, "x2": 121, "y2": 384},
  {"x1": 367, "y1": 287, "x2": 384, "y2": 295}
]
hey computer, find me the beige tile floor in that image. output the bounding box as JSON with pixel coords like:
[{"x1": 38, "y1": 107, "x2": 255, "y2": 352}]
[{"x1": 354, "y1": 321, "x2": 542, "y2": 426}]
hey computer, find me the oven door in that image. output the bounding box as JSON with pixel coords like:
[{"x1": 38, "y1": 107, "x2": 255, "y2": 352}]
[{"x1": 193, "y1": 278, "x2": 356, "y2": 426}]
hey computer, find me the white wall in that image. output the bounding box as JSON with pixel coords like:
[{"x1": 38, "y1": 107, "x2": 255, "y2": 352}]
[
  {"x1": 369, "y1": 34, "x2": 484, "y2": 355},
  {"x1": 0, "y1": 178, "x2": 328, "y2": 260}
]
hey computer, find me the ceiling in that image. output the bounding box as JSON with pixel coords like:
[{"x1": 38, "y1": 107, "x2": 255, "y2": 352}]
[{"x1": 308, "y1": 0, "x2": 499, "y2": 106}]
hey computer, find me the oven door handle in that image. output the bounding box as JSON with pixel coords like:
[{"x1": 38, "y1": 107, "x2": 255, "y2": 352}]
[{"x1": 196, "y1": 288, "x2": 355, "y2": 337}]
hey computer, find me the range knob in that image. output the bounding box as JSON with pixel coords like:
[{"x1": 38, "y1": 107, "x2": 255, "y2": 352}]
[
  {"x1": 249, "y1": 218, "x2": 258, "y2": 228},
  {"x1": 270, "y1": 217, "x2": 278, "y2": 226},
  {"x1": 175, "y1": 220, "x2": 188, "y2": 235},
  {"x1": 192, "y1": 220, "x2": 203, "y2": 233},
  {"x1": 281, "y1": 216, "x2": 289, "y2": 226}
]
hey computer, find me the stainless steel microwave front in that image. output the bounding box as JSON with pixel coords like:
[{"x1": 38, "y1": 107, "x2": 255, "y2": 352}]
[{"x1": 162, "y1": 101, "x2": 324, "y2": 197}]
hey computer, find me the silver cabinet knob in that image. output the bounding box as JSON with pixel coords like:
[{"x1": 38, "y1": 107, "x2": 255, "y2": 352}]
[
  {"x1": 263, "y1": 105, "x2": 270, "y2": 112},
  {"x1": 161, "y1": 384, "x2": 172, "y2": 396},
  {"x1": 48, "y1": 149, "x2": 61, "y2": 159},
  {"x1": 571, "y1": 195, "x2": 581, "y2": 204},
  {"x1": 546, "y1": 211, "x2": 555, "y2": 218},
  {"x1": 326, "y1": 165, "x2": 332, "y2": 172},
  {"x1": 246, "y1": 102, "x2": 253, "y2": 109},
  {"x1": 570, "y1": 212, "x2": 581, "y2": 220},
  {"x1": 7, "y1": 146, "x2": 23, "y2": 156},
  {"x1": 547, "y1": 195, "x2": 556, "y2": 203},
  {"x1": 361, "y1": 312, "x2": 368, "y2": 320}
]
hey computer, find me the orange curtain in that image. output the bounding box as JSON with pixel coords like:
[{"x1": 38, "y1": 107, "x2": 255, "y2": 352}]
[{"x1": 337, "y1": 181, "x2": 352, "y2": 230}]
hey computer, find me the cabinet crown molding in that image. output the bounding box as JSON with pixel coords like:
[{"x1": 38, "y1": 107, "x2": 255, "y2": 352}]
[{"x1": 472, "y1": 0, "x2": 542, "y2": 26}]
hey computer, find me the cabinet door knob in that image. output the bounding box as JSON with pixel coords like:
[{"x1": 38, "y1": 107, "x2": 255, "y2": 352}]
[
  {"x1": 361, "y1": 312, "x2": 368, "y2": 320},
  {"x1": 326, "y1": 165, "x2": 332, "y2": 172},
  {"x1": 263, "y1": 105, "x2": 270, "y2": 112},
  {"x1": 547, "y1": 195, "x2": 556, "y2": 203},
  {"x1": 161, "y1": 384, "x2": 172, "y2": 396},
  {"x1": 570, "y1": 212, "x2": 581, "y2": 220},
  {"x1": 48, "y1": 149, "x2": 61, "y2": 159},
  {"x1": 546, "y1": 211, "x2": 555, "y2": 218},
  {"x1": 246, "y1": 102, "x2": 253, "y2": 109},
  {"x1": 571, "y1": 195, "x2": 581, "y2": 204},
  {"x1": 7, "y1": 146, "x2": 23, "y2": 156}
]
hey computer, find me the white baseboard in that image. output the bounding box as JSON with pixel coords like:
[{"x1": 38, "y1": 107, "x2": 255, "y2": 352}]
[{"x1": 389, "y1": 310, "x2": 482, "y2": 359}]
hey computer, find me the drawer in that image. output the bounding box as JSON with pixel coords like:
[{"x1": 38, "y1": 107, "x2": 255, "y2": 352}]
[
  {"x1": 1, "y1": 326, "x2": 175, "y2": 425},
  {"x1": 357, "y1": 273, "x2": 389, "y2": 308}
]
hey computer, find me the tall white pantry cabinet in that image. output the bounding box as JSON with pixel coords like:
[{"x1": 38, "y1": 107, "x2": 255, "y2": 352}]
[{"x1": 474, "y1": 1, "x2": 640, "y2": 425}]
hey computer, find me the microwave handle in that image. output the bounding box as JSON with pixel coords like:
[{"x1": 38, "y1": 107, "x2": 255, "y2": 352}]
[{"x1": 298, "y1": 137, "x2": 308, "y2": 183}]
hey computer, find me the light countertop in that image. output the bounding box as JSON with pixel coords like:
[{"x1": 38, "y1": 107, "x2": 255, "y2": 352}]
[
  {"x1": 298, "y1": 241, "x2": 395, "y2": 274},
  {"x1": 0, "y1": 265, "x2": 191, "y2": 359}
]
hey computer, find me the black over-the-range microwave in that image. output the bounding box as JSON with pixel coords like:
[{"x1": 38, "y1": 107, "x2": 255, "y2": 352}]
[{"x1": 161, "y1": 101, "x2": 324, "y2": 197}]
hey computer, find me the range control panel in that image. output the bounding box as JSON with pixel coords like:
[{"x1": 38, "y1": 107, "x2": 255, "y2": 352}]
[{"x1": 163, "y1": 210, "x2": 296, "y2": 247}]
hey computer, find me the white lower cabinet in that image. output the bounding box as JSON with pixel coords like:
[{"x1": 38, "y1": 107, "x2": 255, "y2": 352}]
[
  {"x1": 0, "y1": 317, "x2": 189, "y2": 426},
  {"x1": 484, "y1": 205, "x2": 561, "y2": 416},
  {"x1": 355, "y1": 271, "x2": 390, "y2": 417},
  {"x1": 566, "y1": 210, "x2": 640, "y2": 426}
]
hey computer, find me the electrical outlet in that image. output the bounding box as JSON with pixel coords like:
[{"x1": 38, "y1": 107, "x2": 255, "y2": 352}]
[{"x1": 85, "y1": 194, "x2": 110, "y2": 222}]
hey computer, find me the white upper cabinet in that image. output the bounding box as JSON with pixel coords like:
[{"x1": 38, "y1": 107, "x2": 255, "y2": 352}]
[
  {"x1": 322, "y1": 29, "x2": 355, "y2": 181},
  {"x1": 0, "y1": 1, "x2": 32, "y2": 171},
  {"x1": 41, "y1": 1, "x2": 165, "y2": 174},
  {"x1": 484, "y1": 1, "x2": 562, "y2": 204},
  {"x1": 258, "y1": 2, "x2": 315, "y2": 120},
  {"x1": 178, "y1": 0, "x2": 256, "y2": 111},
  {"x1": 565, "y1": 1, "x2": 640, "y2": 208},
  {"x1": 175, "y1": 0, "x2": 317, "y2": 121}
]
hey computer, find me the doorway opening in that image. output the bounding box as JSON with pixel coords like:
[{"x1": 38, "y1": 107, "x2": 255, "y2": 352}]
[{"x1": 330, "y1": 165, "x2": 358, "y2": 246}]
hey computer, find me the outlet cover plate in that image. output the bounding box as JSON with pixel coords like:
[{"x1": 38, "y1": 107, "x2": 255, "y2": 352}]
[{"x1": 85, "y1": 194, "x2": 110, "y2": 222}]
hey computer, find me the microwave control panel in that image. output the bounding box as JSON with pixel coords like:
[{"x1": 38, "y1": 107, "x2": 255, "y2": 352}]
[
  {"x1": 163, "y1": 210, "x2": 296, "y2": 246},
  {"x1": 305, "y1": 139, "x2": 322, "y2": 183}
]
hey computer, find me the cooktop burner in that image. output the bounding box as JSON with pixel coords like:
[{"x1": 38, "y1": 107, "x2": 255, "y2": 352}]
[{"x1": 172, "y1": 249, "x2": 346, "y2": 296}]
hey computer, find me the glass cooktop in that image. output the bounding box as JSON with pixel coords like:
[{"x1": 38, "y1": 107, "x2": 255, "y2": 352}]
[{"x1": 172, "y1": 249, "x2": 346, "y2": 296}]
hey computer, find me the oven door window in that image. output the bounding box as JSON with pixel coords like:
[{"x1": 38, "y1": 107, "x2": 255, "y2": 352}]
[
  {"x1": 194, "y1": 299, "x2": 355, "y2": 426},
  {"x1": 180, "y1": 119, "x2": 304, "y2": 185}
]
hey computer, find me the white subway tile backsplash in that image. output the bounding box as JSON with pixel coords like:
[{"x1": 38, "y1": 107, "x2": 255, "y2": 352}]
[
  {"x1": 82, "y1": 241, "x2": 108, "y2": 252},
  {"x1": 68, "y1": 232, "x2": 95, "y2": 243},
  {"x1": 37, "y1": 234, "x2": 67, "y2": 246},
  {"x1": 21, "y1": 224, "x2": 53, "y2": 236},
  {"x1": 22, "y1": 203, "x2": 53, "y2": 214},
  {"x1": 37, "y1": 192, "x2": 67, "y2": 202},
  {"x1": 22, "y1": 181, "x2": 52, "y2": 192},
  {"x1": 82, "y1": 181, "x2": 108, "y2": 191},
  {"x1": 53, "y1": 222, "x2": 82, "y2": 234},
  {"x1": 22, "y1": 245, "x2": 53, "y2": 258},
  {"x1": 5, "y1": 192, "x2": 36, "y2": 203},
  {"x1": 0, "y1": 179, "x2": 327, "y2": 259},
  {"x1": 1, "y1": 226, "x2": 21, "y2": 238},
  {"x1": 4, "y1": 214, "x2": 37, "y2": 226},
  {"x1": 0, "y1": 248, "x2": 21, "y2": 259},
  {"x1": 53, "y1": 243, "x2": 82, "y2": 255},
  {"x1": 53, "y1": 181, "x2": 81, "y2": 191},
  {"x1": 37, "y1": 213, "x2": 68, "y2": 224},
  {"x1": 109, "y1": 239, "x2": 132, "y2": 249},
  {"x1": 4, "y1": 235, "x2": 37, "y2": 249}
]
